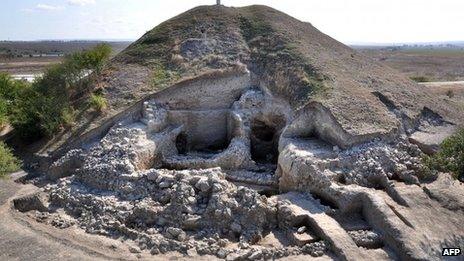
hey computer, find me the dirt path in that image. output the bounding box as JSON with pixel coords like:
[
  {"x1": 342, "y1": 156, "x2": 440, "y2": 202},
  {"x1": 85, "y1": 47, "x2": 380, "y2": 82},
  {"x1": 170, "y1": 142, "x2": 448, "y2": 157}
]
[
  {"x1": 0, "y1": 172, "x2": 105, "y2": 260},
  {"x1": 418, "y1": 80, "x2": 464, "y2": 86}
]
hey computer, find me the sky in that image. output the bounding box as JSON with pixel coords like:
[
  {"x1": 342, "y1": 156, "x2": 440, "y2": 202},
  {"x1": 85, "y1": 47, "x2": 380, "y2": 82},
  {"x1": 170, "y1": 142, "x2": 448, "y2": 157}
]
[{"x1": 1, "y1": 0, "x2": 463, "y2": 44}]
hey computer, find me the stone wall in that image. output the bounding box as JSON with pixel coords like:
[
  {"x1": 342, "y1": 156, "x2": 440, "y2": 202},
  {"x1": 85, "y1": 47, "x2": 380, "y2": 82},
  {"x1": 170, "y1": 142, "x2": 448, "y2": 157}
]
[{"x1": 167, "y1": 110, "x2": 231, "y2": 151}]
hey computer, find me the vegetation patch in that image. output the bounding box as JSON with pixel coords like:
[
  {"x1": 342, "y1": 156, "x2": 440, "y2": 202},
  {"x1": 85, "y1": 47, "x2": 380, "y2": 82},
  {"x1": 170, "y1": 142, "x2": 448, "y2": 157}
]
[
  {"x1": 239, "y1": 16, "x2": 273, "y2": 41},
  {"x1": 0, "y1": 99, "x2": 8, "y2": 128},
  {"x1": 0, "y1": 73, "x2": 28, "y2": 129},
  {"x1": 301, "y1": 71, "x2": 326, "y2": 97},
  {"x1": 423, "y1": 128, "x2": 464, "y2": 181},
  {"x1": 117, "y1": 22, "x2": 173, "y2": 65},
  {"x1": 150, "y1": 63, "x2": 180, "y2": 90},
  {"x1": 0, "y1": 44, "x2": 112, "y2": 141},
  {"x1": 410, "y1": 75, "x2": 431, "y2": 82},
  {"x1": 0, "y1": 142, "x2": 21, "y2": 178},
  {"x1": 89, "y1": 93, "x2": 108, "y2": 113},
  {"x1": 239, "y1": 15, "x2": 326, "y2": 107},
  {"x1": 446, "y1": 89, "x2": 455, "y2": 98}
]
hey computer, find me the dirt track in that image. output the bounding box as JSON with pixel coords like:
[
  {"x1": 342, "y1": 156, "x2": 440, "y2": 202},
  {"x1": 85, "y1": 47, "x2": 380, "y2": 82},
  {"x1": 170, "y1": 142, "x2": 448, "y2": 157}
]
[
  {"x1": 0, "y1": 172, "x2": 102, "y2": 260},
  {"x1": 418, "y1": 80, "x2": 464, "y2": 86}
]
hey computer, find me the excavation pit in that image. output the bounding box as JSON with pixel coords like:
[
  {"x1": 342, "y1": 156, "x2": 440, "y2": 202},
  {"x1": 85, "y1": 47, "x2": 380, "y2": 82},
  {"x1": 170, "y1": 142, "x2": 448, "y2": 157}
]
[
  {"x1": 250, "y1": 117, "x2": 285, "y2": 165},
  {"x1": 169, "y1": 110, "x2": 232, "y2": 156}
]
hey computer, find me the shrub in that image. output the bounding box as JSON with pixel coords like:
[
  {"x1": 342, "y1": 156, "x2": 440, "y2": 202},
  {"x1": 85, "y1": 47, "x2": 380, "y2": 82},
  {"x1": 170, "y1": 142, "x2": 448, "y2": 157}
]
[
  {"x1": 0, "y1": 73, "x2": 30, "y2": 133},
  {"x1": 423, "y1": 128, "x2": 464, "y2": 180},
  {"x1": 0, "y1": 73, "x2": 28, "y2": 127},
  {"x1": 410, "y1": 75, "x2": 431, "y2": 83},
  {"x1": 0, "y1": 142, "x2": 21, "y2": 178},
  {"x1": 61, "y1": 107, "x2": 76, "y2": 128},
  {"x1": 72, "y1": 43, "x2": 112, "y2": 74},
  {"x1": 0, "y1": 98, "x2": 8, "y2": 127},
  {"x1": 446, "y1": 89, "x2": 455, "y2": 98},
  {"x1": 89, "y1": 93, "x2": 108, "y2": 113},
  {"x1": 10, "y1": 87, "x2": 63, "y2": 140},
  {"x1": 9, "y1": 44, "x2": 112, "y2": 141},
  {"x1": 0, "y1": 73, "x2": 24, "y2": 101}
]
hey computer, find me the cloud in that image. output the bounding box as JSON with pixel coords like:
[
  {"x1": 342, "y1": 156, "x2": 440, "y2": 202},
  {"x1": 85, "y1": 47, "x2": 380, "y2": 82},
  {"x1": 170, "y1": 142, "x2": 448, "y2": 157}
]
[
  {"x1": 35, "y1": 4, "x2": 64, "y2": 11},
  {"x1": 67, "y1": 0, "x2": 96, "y2": 6},
  {"x1": 20, "y1": 8, "x2": 35, "y2": 13}
]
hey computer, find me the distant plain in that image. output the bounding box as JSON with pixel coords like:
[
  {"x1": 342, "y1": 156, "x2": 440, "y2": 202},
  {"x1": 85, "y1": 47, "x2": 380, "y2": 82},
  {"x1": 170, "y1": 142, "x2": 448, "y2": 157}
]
[{"x1": 0, "y1": 41, "x2": 131, "y2": 76}]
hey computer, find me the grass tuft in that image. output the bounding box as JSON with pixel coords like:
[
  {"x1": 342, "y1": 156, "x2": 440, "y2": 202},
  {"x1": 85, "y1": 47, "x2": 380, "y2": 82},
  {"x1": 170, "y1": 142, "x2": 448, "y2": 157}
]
[
  {"x1": 0, "y1": 142, "x2": 21, "y2": 178},
  {"x1": 89, "y1": 93, "x2": 108, "y2": 113},
  {"x1": 151, "y1": 64, "x2": 180, "y2": 90},
  {"x1": 410, "y1": 75, "x2": 431, "y2": 83},
  {"x1": 446, "y1": 89, "x2": 455, "y2": 98}
]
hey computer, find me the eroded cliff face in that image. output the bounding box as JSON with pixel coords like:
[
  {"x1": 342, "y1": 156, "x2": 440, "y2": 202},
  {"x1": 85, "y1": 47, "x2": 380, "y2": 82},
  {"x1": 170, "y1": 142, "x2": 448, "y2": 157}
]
[{"x1": 12, "y1": 67, "x2": 463, "y2": 261}]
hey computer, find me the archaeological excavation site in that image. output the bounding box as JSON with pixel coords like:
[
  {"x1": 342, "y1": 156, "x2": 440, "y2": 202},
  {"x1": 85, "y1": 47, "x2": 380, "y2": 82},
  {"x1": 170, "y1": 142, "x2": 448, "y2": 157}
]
[{"x1": 4, "y1": 5, "x2": 464, "y2": 261}]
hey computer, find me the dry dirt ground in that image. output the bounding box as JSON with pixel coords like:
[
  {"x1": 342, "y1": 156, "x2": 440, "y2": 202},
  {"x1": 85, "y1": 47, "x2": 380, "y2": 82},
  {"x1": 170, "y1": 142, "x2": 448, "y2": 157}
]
[
  {"x1": 418, "y1": 81, "x2": 464, "y2": 112},
  {"x1": 0, "y1": 56, "x2": 61, "y2": 75},
  {"x1": 0, "y1": 41, "x2": 131, "y2": 75},
  {"x1": 358, "y1": 48, "x2": 464, "y2": 82}
]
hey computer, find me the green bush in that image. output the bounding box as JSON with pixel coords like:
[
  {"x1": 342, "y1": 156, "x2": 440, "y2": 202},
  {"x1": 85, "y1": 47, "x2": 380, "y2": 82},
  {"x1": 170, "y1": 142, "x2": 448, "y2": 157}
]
[
  {"x1": 10, "y1": 86, "x2": 61, "y2": 140},
  {"x1": 0, "y1": 142, "x2": 21, "y2": 178},
  {"x1": 423, "y1": 128, "x2": 464, "y2": 180},
  {"x1": 70, "y1": 43, "x2": 112, "y2": 74},
  {"x1": 89, "y1": 93, "x2": 108, "y2": 113},
  {"x1": 0, "y1": 73, "x2": 23, "y2": 101},
  {"x1": 0, "y1": 73, "x2": 29, "y2": 131},
  {"x1": 8, "y1": 44, "x2": 112, "y2": 141},
  {"x1": 0, "y1": 98, "x2": 8, "y2": 127}
]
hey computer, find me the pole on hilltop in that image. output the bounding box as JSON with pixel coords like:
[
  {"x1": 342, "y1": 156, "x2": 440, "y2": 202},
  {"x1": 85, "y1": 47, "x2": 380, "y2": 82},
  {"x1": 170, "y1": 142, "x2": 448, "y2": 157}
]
[{"x1": 216, "y1": 0, "x2": 221, "y2": 5}]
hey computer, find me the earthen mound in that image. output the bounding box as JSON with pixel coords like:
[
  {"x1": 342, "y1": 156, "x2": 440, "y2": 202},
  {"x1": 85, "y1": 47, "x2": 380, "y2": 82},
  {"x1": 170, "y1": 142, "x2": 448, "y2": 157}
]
[{"x1": 17, "y1": 5, "x2": 464, "y2": 260}]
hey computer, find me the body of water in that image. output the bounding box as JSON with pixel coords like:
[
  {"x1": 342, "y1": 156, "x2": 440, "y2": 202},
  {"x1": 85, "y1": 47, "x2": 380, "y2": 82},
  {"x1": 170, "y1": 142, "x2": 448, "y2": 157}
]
[{"x1": 11, "y1": 74, "x2": 42, "y2": 82}]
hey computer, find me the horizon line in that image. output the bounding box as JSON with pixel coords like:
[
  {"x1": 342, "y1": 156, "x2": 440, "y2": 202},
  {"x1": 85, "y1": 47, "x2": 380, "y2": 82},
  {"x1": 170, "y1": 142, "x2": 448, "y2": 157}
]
[{"x1": 1, "y1": 38, "x2": 464, "y2": 46}]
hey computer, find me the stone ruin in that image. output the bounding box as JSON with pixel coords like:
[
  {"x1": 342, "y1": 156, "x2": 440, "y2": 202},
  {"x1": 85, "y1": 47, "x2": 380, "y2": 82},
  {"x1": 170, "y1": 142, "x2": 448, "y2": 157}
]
[{"x1": 14, "y1": 68, "x2": 464, "y2": 260}]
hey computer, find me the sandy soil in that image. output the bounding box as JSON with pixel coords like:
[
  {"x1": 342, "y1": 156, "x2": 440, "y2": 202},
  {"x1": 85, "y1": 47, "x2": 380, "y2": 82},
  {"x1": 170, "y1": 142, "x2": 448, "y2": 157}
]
[{"x1": 358, "y1": 48, "x2": 464, "y2": 82}]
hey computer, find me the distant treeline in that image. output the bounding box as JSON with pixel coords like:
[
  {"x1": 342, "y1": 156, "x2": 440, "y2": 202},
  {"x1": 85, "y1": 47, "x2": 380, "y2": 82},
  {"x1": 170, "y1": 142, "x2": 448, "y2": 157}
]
[
  {"x1": 351, "y1": 43, "x2": 464, "y2": 51},
  {"x1": 0, "y1": 40, "x2": 132, "y2": 58}
]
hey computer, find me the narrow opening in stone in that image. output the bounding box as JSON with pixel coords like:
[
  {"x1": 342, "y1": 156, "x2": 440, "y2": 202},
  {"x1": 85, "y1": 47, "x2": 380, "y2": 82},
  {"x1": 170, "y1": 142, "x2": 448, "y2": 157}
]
[
  {"x1": 176, "y1": 132, "x2": 188, "y2": 155},
  {"x1": 250, "y1": 117, "x2": 284, "y2": 164},
  {"x1": 258, "y1": 187, "x2": 280, "y2": 197},
  {"x1": 311, "y1": 193, "x2": 339, "y2": 210}
]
